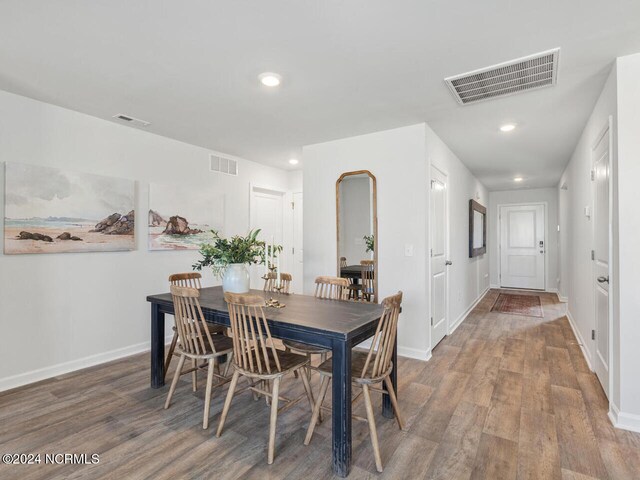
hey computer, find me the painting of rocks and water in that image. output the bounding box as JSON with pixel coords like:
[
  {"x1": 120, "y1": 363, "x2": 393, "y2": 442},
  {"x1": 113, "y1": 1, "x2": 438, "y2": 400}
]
[
  {"x1": 148, "y1": 183, "x2": 224, "y2": 250},
  {"x1": 4, "y1": 162, "x2": 136, "y2": 254}
]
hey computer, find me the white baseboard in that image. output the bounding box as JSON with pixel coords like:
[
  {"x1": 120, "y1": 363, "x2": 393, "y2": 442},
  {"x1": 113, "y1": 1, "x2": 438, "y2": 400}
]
[
  {"x1": 609, "y1": 403, "x2": 640, "y2": 433},
  {"x1": 489, "y1": 284, "x2": 500, "y2": 289},
  {"x1": 557, "y1": 293, "x2": 568, "y2": 303},
  {"x1": 449, "y1": 287, "x2": 490, "y2": 335},
  {"x1": 565, "y1": 309, "x2": 593, "y2": 371},
  {"x1": 398, "y1": 346, "x2": 431, "y2": 362},
  {"x1": 0, "y1": 335, "x2": 174, "y2": 393}
]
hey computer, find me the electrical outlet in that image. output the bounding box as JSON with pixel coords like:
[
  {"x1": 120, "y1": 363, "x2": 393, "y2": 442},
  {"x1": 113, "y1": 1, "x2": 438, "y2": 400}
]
[{"x1": 404, "y1": 244, "x2": 414, "y2": 257}]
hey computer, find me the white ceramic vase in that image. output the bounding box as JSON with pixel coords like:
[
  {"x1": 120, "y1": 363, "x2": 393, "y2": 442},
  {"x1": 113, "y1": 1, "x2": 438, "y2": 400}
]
[{"x1": 222, "y1": 263, "x2": 250, "y2": 293}]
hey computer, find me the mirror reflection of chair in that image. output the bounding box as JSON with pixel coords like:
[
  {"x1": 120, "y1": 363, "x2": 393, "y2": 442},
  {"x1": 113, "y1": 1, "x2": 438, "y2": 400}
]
[
  {"x1": 165, "y1": 273, "x2": 227, "y2": 381},
  {"x1": 164, "y1": 285, "x2": 234, "y2": 429},
  {"x1": 216, "y1": 292, "x2": 316, "y2": 464},
  {"x1": 304, "y1": 291, "x2": 405, "y2": 472},
  {"x1": 360, "y1": 260, "x2": 375, "y2": 302},
  {"x1": 263, "y1": 271, "x2": 292, "y2": 294}
]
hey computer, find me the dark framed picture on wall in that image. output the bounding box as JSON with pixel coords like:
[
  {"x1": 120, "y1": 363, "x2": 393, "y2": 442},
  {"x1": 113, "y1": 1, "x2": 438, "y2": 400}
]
[{"x1": 469, "y1": 199, "x2": 487, "y2": 258}]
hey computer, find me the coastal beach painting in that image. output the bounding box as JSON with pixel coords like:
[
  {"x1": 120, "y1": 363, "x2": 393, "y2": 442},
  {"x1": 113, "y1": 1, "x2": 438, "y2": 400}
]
[
  {"x1": 4, "y1": 162, "x2": 136, "y2": 254},
  {"x1": 148, "y1": 183, "x2": 224, "y2": 250}
]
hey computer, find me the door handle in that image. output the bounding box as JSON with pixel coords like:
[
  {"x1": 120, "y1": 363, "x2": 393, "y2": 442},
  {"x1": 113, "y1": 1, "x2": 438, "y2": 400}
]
[
  {"x1": 445, "y1": 260, "x2": 453, "y2": 266},
  {"x1": 597, "y1": 276, "x2": 609, "y2": 284}
]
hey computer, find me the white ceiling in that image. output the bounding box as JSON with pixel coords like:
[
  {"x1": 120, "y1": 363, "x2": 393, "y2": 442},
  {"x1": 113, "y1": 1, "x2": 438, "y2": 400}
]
[{"x1": 1, "y1": 1, "x2": 639, "y2": 189}]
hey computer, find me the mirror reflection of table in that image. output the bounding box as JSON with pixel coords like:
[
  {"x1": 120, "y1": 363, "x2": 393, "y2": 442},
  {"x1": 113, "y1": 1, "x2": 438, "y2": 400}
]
[{"x1": 340, "y1": 264, "x2": 362, "y2": 282}]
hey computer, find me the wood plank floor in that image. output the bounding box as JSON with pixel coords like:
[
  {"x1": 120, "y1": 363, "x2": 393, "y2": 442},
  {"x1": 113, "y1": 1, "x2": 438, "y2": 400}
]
[{"x1": 1, "y1": 289, "x2": 639, "y2": 479}]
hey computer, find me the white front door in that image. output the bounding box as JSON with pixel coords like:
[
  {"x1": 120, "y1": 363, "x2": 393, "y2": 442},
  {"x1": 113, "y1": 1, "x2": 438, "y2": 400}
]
[
  {"x1": 500, "y1": 204, "x2": 545, "y2": 290},
  {"x1": 250, "y1": 186, "x2": 284, "y2": 290},
  {"x1": 592, "y1": 123, "x2": 611, "y2": 397},
  {"x1": 291, "y1": 192, "x2": 304, "y2": 294},
  {"x1": 430, "y1": 166, "x2": 449, "y2": 348}
]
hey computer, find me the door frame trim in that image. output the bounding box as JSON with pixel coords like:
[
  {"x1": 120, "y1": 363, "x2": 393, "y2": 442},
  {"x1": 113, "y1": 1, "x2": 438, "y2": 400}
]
[
  {"x1": 590, "y1": 116, "x2": 614, "y2": 401},
  {"x1": 497, "y1": 202, "x2": 548, "y2": 291},
  {"x1": 428, "y1": 164, "x2": 450, "y2": 348}
]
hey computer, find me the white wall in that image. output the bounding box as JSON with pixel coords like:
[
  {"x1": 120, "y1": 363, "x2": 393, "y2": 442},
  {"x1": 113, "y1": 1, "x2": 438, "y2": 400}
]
[
  {"x1": 0, "y1": 89, "x2": 293, "y2": 390},
  {"x1": 427, "y1": 125, "x2": 490, "y2": 330},
  {"x1": 488, "y1": 188, "x2": 559, "y2": 291},
  {"x1": 615, "y1": 52, "x2": 640, "y2": 429},
  {"x1": 557, "y1": 64, "x2": 617, "y2": 399},
  {"x1": 303, "y1": 124, "x2": 488, "y2": 360},
  {"x1": 303, "y1": 124, "x2": 430, "y2": 359}
]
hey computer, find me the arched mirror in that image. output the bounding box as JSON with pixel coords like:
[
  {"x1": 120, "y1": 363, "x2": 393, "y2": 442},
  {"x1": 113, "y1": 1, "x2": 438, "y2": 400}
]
[{"x1": 336, "y1": 170, "x2": 378, "y2": 303}]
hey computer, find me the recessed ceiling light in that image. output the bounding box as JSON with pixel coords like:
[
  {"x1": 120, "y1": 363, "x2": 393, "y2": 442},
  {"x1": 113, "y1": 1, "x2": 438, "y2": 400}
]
[
  {"x1": 514, "y1": 177, "x2": 523, "y2": 182},
  {"x1": 288, "y1": 158, "x2": 299, "y2": 165},
  {"x1": 258, "y1": 72, "x2": 282, "y2": 87},
  {"x1": 500, "y1": 123, "x2": 517, "y2": 132}
]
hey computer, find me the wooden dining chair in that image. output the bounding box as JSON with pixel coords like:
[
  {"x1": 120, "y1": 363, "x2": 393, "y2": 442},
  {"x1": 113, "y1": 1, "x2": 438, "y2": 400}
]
[
  {"x1": 165, "y1": 273, "x2": 227, "y2": 381},
  {"x1": 263, "y1": 272, "x2": 292, "y2": 294},
  {"x1": 282, "y1": 276, "x2": 349, "y2": 373},
  {"x1": 304, "y1": 291, "x2": 404, "y2": 473},
  {"x1": 360, "y1": 260, "x2": 375, "y2": 302},
  {"x1": 164, "y1": 285, "x2": 234, "y2": 429},
  {"x1": 216, "y1": 292, "x2": 316, "y2": 464}
]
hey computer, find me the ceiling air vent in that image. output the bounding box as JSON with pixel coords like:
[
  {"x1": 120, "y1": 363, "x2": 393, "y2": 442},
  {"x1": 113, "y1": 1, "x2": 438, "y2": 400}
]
[
  {"x1": 210, "y1": 154, "x2": 238, "y2": 176},
  {"x1": 444, "y1": 48, "x2": 560, "y2": 105},
  {"x1": 112, "y1": 114, "x2": 151, "y2": 127}
]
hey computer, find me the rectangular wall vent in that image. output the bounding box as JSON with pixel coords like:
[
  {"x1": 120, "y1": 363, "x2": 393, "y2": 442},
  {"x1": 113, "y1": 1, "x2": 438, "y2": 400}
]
[
  {"x1": 444, "y1": 48, "x2": 560, "y2": 105},
  {"x1": 112, "y1": 114, "x2": 151, "y2": 127},
  {"x1": 210, "y1": 154, "x2": 238, "y2": 176}
]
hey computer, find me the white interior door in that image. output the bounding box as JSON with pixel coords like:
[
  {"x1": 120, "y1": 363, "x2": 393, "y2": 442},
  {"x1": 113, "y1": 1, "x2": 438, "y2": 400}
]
[
  {"x1": 250, "y1": 186, "x2": 284, "y2": 290},
  {"x1": 500, "y1": 204, "x2": 545, "y2": 290},
  {"x1": 592, "y1": 124, "x2": 611, "y2": 397},
  {"x1": 430, "y1": 167, "x2": 449, "y2": 348},
  {"x1": 292, "y1": 192, "x2": 303, "y2": 294}
]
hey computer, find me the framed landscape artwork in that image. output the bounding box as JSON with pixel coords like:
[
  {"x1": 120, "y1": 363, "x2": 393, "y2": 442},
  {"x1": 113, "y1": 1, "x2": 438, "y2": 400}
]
[
  {"x1": 4, "y1": 162, "x2": 136, "y2": 254},
  {"x1": 148, "y1": 183, "x2": 224, "y2": 251}
]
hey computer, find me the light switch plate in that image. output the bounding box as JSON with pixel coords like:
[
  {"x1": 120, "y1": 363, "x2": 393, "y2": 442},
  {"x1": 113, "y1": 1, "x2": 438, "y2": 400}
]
[
  {"x1": 404, "y1": 244, "x2": 414, "y2": 257},
  {"x1": 584, "y1": 206, "x2": 591, "y2": 218}
]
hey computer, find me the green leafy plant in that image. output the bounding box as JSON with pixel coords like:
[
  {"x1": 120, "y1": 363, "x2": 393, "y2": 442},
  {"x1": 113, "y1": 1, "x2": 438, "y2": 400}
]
[
  {"x1": 193, "y1": 229, "x2": 282, "y2": 278},
  {"x1": 363, "y1": 234, "x2": 375, "y2": 253}
]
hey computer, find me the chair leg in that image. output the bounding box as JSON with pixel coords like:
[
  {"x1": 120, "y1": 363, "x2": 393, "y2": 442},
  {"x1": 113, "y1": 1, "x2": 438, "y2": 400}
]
[
  {"x1": 203, "y1": 358, "x2": 216, "y2": 429},
  {"x1": 286, "y1": 346, "x2": 299, "y2": 379},
  {"x1": 299, "y1": 367, "x2": 315, "y2": 413},
  {"x1": 216, "y1": 369, "x2": 240, "y2": 438},
  {"x1": 164, "y1": 332, "x2": 179, "y2": 381},
  {"x1": 192, "y1": 358, "x2": 198, "y2": 392},
  {"x1": 383, "y1": 375, "x2": 405, "y2": 430},
  {"x1": 304, "y1": 375, "x2": 330, "y2": 445},
  {"x1": 363, "y1": 384, "x2": 383, "y2": 473},
  {"x1": 223, "y1": 352, "x2": 233, "y2": 377},
  {"x1": 164, "y1": 354, "x2": 186, "y2": 410},
  {"x1": 267, "y1": 377, "x2": 281, "y2": 465}
]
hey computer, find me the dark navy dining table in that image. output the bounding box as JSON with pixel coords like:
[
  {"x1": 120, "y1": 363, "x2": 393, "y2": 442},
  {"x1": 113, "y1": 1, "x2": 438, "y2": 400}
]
[{"x1": 146, "y1": 286, "x2": 397, "y2": 477}]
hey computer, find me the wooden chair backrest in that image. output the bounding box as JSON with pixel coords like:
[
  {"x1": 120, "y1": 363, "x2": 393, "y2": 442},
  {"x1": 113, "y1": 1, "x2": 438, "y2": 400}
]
[
  {"x1": 224, "y1": 292, "x2": 281, "y2": 375},
  {"x1": 314, "y1": 276, "x2": 349, "y2": 300},
  {"x1": 360, "y1": 260, "x2": 375, "y2": 300},
  {"x1": 170, "y1": 285, "x2": 216, "y2": 355},
  {"x1": 360, "y1": 291, "x2": 402, "y2": 379},
  {"x1": 263, "y1": 272, "x2": 292, "y2": 294},
  {"x1": 169, "y1": 272, "x2": 202, "y2": 289},
  {"x1": 340, "y1": 257, "x2": 348, "y2": 268}
]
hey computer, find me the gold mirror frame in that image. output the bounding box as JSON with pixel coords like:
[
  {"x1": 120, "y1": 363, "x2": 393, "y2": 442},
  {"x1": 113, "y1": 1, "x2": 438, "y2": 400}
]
[{"x1": 336, "y1": 170, "x2": 378, "y2": 303}]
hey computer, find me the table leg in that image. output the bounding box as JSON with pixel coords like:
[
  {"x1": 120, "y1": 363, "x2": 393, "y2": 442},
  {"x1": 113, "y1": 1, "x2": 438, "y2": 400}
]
[
  {"x1": 151, "y1": 303, "x2": 165, "y2": 388},
  {"x1": 332, "y1": 339, "x2": 352, "y2": 477},
  {"x1": 382, "y1": 336, "x2": 397, "y2": 418}
]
